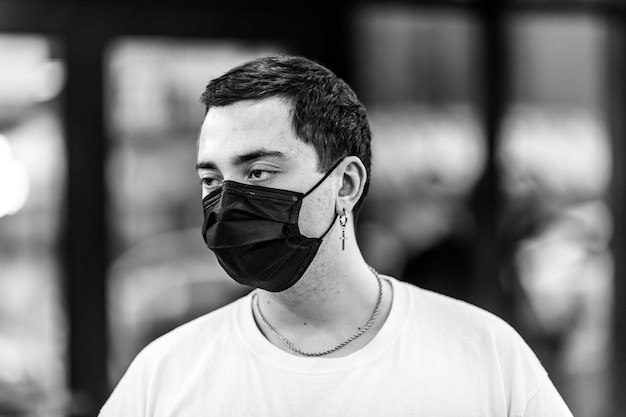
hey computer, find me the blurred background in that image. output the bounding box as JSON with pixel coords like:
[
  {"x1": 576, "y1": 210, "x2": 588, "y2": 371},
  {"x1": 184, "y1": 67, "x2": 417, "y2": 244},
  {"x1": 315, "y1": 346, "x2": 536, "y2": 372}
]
[{"x1": 0, "y1": 0, "x2": 624, "y2": 416}]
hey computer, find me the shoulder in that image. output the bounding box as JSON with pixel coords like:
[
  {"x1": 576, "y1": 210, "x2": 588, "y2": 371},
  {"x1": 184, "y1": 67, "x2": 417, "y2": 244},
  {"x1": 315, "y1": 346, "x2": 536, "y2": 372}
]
[
  {"x1": 99, "y1": 295, "x2": 251, "y2": 415},
  {"x1": 130, "y1": 294, "x2": 250, "y2": 371},
  {"x1": 394, "y1": 278, "x2": 556, "y2": 397},
  {"x1": 391, "y1": 277, "x2": 540, "y2": 363},
  {"x1": 394, "y1": 278, "x2": 516, "y2": 332},
  {"x1": 389, "y1": 278, "x2": 572, "y2": 416}
]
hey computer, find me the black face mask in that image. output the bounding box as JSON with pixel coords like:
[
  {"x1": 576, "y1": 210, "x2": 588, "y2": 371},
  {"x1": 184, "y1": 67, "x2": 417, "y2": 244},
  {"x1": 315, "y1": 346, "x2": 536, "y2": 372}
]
[{"x1": 201, "y1": 161, "x2": 341, "y2": 292}]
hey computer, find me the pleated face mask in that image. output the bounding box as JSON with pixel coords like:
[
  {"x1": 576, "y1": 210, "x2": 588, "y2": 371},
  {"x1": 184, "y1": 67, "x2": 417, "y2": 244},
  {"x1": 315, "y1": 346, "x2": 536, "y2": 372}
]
[{"x1": 201, "y1": 160, "x2": 341, "y2": 292}]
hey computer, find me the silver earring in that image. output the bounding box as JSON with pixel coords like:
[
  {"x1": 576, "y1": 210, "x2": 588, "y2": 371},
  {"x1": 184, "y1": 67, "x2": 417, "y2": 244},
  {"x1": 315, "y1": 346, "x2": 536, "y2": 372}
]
[{"x1": 339, "y1": 209, "x2": 348, "y2": 251}]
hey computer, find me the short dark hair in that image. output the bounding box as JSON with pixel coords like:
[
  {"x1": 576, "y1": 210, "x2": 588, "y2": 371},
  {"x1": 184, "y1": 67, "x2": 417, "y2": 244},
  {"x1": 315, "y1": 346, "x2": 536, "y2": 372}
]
[{"x1": 200, "y1": 54, "x2": 372, "y2": 219}]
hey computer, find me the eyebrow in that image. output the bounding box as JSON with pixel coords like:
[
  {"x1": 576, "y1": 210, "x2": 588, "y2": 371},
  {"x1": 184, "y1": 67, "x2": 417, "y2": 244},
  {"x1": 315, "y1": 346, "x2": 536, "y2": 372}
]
[{"x1": 195, "y1": 149, "x2": 288, "y2": 171}]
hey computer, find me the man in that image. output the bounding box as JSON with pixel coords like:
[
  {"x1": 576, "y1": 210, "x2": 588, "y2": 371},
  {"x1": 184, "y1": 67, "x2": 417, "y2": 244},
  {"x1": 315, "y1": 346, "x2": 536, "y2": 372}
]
[{"x1": 99, "y1": 54, "x2": 573, "y2": 416}]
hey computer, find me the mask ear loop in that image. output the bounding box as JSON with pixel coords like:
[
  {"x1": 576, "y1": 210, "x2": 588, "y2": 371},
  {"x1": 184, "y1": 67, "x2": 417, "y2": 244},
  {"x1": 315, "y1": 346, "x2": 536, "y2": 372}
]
[
  {"x1": 320, "y1": 212, "x2": 339, "y2": 241},
  {"x1": 303, "y1": 157, "x2": 345, "y2": 198}
]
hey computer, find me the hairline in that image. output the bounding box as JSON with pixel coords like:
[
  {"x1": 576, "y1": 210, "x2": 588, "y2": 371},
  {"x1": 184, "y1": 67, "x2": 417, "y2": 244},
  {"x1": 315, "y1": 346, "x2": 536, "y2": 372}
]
[{"x1": 201, "y1": 96, "x2": 329, "y2": 173}]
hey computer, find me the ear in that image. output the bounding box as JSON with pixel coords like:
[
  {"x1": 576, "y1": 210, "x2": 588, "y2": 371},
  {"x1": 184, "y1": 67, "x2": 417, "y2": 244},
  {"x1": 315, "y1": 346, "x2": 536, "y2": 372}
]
[{"x1": 335, "y1": 156, "x2": 367, "y2": 215}]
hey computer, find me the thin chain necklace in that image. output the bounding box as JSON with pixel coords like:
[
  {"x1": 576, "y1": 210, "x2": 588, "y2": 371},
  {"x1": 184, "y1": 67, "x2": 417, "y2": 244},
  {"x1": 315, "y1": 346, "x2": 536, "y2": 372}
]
[{"x1": 254, "y1": 266, "x2": 383, "y2": 357}]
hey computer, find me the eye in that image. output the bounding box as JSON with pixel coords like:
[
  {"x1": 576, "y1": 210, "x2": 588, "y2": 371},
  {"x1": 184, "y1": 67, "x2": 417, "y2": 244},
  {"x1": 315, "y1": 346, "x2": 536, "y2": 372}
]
[
  {"x1": 200, "y1": 176, "x2": 222, "y2": 190},
  {"x1": 247, "y1": 169, "x2": 277, "y2": 182}
]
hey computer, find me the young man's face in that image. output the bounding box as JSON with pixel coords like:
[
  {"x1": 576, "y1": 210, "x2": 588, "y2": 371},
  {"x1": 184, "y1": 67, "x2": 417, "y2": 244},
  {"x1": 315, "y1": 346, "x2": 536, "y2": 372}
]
[{"x1": 196, "y1": 96, "x2": 337, "y2": 238}]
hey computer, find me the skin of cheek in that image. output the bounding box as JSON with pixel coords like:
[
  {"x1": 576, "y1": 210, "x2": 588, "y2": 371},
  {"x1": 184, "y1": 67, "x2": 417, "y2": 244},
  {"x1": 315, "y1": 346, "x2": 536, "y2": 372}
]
[{"x1": 297, "y1": 178, "x2": 338, "y2": 239}]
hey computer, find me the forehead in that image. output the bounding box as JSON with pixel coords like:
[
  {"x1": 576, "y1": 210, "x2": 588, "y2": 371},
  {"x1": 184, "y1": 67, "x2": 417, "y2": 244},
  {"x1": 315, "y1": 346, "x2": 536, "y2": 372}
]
[{"x1": 197, "y1": 97, "x2": 317, "y2": 167}]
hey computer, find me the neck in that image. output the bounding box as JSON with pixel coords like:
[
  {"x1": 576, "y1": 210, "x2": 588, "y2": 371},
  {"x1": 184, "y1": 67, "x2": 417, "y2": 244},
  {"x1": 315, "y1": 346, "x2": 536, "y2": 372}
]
[
  {"x1": 264, "y1": 250, "x2": 375, "y2": 320},
  {"x1": 253, "y1": 247, "x2": 390, "y2": 357}
]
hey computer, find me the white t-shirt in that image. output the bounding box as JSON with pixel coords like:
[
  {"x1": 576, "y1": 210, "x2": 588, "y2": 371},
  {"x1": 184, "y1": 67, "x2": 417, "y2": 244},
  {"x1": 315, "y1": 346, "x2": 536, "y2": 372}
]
[{"x1": 99, "y1": 277, "x2": 573, "y2": 416}]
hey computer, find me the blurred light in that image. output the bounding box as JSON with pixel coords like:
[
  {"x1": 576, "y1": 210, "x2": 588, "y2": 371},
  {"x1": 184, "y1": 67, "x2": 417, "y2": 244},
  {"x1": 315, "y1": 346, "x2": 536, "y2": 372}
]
[
  {"x1": 0, "y1": 36, "x2": 64, "y2": 111},
  {"x1": 500, "y1": 106, "x2": 611, "y2": 201},
  {"x1": 30, "y1": 59, "x2": 66, "y2": 102},
  {"x1": 369, "y1": 106, "x2": 485, "y2": 198},
  {"x1": 0, "y1": 134, "x2": 30, "y2": 218}
]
